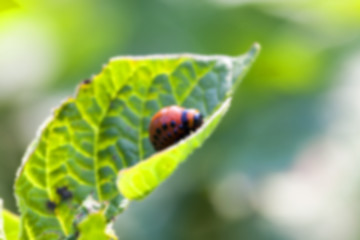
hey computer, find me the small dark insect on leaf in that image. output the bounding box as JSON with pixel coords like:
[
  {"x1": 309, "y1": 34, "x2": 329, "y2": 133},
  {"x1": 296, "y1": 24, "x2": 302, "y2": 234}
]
[
  {"x1": 82, "y1": 78, "x2": 92, "y2": 84},
  {"x1": 66, "y1": 231, "x2": 79, "y2": 240},
  {"x1": 46, "y1": 200, "x2": 56, "y2": 211},
  {"x1": 56, "y1": 186, "x2": 73, "y2": 201}
]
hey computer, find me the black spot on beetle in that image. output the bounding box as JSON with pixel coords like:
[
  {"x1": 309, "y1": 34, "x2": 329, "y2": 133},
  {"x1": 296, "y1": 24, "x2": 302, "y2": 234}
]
[
  {"x1": 193, "y1": 113, "x2": 203, "y2": 128},
  {"x1": 46, "y1": 200, "x2": 56, "y2": 211},
  {"x1": 181, "y1": 110, "x2": 189, "y2": 127},
  {"x1": 162, "y1": 123, "x2": 168, "y2": 130},
  {"x1": 171, "y1": 120, "x2": 176, "y2": 128},
  {"x1": 167, "y1": 133, "x2": 172, "y2": 138},
  {"x1": 156, "y1": 128, "x2": 161, "y2": 134},
  {"x1": 56, "y1": 186, "x2": 73, "y2": 201}
]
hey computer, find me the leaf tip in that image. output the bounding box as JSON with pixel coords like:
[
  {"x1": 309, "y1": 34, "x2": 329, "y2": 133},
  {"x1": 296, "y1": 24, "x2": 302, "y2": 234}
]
[
  {"x1": 243, "y1": 42, "x2": 261, "y2": 61},
  {"x1": 252, "y1": 42, "x2": 261, "y2": 51},
  {"x1": 250, "y1": 42, "x2": 261, "y2": 59}
]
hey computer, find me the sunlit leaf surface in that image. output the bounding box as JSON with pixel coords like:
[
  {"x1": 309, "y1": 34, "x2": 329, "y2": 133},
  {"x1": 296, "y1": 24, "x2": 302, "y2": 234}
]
[
  {"x1": 15, "y1": 44, "x2": 259, "y2": 239},
  {"x1": 77, "y1": 212, "x2": 117, "y2": 240}
]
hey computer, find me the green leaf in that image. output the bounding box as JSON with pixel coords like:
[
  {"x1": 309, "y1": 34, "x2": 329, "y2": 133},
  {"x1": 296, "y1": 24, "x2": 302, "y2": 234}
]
[
  {"x1": 77, "y1": 212, "x2": 117, "y2": 240},
  {"x1": 15, "y1": 44, "x2": 260, "y2": 239},
  {"x1": 0, "y1": 200, "x2": 20, "y2": 240}
]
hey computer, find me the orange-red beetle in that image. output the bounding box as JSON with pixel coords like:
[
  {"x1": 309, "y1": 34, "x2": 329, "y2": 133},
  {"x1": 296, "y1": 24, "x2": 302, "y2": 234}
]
[{"x1": 149, "y1": 106, "x2": 203, "y2": 151}]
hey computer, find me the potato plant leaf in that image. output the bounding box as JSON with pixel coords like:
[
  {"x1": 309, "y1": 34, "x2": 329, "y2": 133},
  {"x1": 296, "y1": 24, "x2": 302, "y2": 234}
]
[
  {"x1": 15, "y1": 44, "x2": 260, "y2": 239},
  {"x1": 77, "y1": 212, "x2": 117, "y2": 240}
]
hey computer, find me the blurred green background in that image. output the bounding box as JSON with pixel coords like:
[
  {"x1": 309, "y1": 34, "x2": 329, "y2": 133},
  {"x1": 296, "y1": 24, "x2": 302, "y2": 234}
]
[{"x1": 1, "y1": 0, "x2": 360, "y2": 239}]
